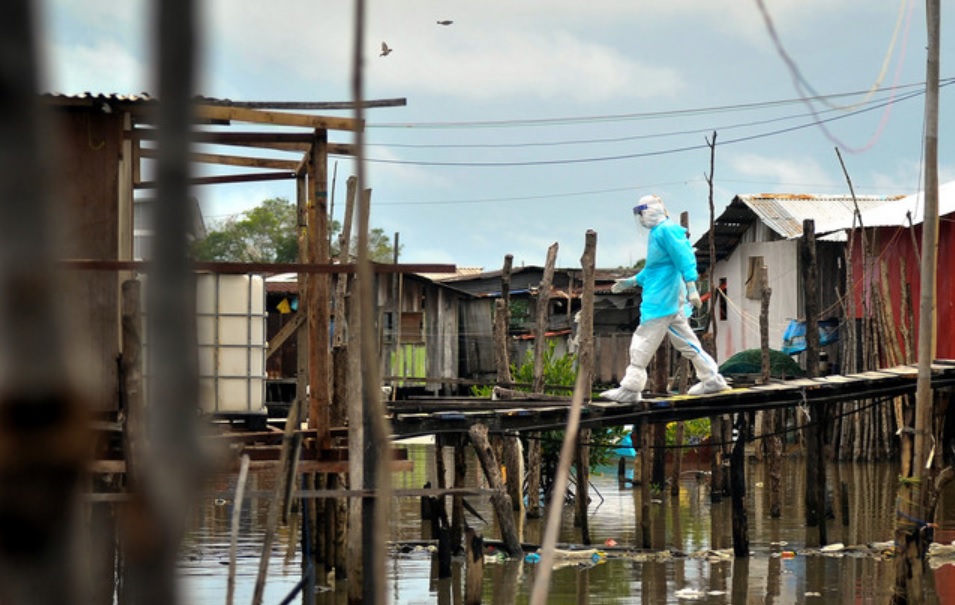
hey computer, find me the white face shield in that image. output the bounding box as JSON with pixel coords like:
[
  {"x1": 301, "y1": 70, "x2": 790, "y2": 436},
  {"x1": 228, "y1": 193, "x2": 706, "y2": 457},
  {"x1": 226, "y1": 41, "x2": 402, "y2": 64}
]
[{"x1": 633, "y1": 195, "x2": 667, "y2": 229}]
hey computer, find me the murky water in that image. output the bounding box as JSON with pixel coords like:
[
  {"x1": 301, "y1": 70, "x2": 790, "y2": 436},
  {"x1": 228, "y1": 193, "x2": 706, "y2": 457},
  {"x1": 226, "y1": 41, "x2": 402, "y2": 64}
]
[{"x1": 179, "y1": 443, "x2": 955, "y2": 604}]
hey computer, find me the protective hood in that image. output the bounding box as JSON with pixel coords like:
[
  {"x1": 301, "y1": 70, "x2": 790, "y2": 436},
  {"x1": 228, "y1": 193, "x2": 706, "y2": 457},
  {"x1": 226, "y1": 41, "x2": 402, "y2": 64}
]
[{"x1": 633, "y1": 194, "x2": 668, "y2": 229}]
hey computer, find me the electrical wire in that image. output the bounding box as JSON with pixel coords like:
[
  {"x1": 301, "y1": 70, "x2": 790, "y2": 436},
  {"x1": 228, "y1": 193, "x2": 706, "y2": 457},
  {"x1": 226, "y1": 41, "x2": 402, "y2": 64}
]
[
  {"x1": 335, "y1": 84, "x2": 948, "y2": 168},
  {"x1": 754, "y1": 0, "x2": 918, "y2": 153}
]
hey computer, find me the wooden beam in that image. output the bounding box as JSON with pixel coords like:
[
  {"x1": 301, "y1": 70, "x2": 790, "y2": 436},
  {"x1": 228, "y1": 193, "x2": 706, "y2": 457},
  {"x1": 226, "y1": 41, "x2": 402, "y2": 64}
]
[
  {"x1": 194, "y1": 104, "x2": 363, "y2": 131},
  {"x1": 135, "y1": 171, "x2": 296, "y2": 189},
  {"x1": 139, "y1": 147, "x2": 300, "y2": 171},
  {"x1": 59, "y1": 259, "x2": 458, "y2": 275},
  {"x1": 208, "y1": 98, "x2": 407, "y2": 110},
  {"x1": 267, "y1": 312, "x2": 305, "y2": 360},
  {"x1": 132, "y1": 130, "x2": 356, "y2": 156}
]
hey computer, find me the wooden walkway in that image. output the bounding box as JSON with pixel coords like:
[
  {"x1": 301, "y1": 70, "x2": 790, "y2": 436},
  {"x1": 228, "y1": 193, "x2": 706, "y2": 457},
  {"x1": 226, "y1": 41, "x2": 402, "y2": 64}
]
[{"x1": 389, "y1": 360, "x2": 955, "y2": 438}]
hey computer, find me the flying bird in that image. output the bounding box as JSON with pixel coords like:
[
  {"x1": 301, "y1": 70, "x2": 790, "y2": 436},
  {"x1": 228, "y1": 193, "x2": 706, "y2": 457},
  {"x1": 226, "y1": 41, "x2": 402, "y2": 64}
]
[
  {"x1": 380, "y1": 41, "x2": 392, "y2": 56},
  {"x1": 436, "y1": 20, "x2": 453, "y2": 26}
]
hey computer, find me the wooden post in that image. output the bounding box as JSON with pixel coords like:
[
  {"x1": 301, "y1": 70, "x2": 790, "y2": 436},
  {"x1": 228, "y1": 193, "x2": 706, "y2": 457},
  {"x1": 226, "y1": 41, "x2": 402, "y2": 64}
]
[
  {"x1": 671, "y1": 211, "x2": 692, "y2": 497},
  {"x1": 640, "y1": 417, "x2": 652, "y2": 548},
  {"x1": 493, "y1": 299, "x2": 512, "y2": 384},
  {"x1": 451, "y1": 436, "x2": 467, "y2": 552},
  {"x1": 573, "y1": 231, "x2": 596, "y2": 544},
  {"x1": 710, "y1": 412, "x2": 724, "y2": 504},
  {"x1": 651, "y1": 347, "x2": 668, "y2": 488},
  {"x1": 532, "y1": 243, "x2": 558, "y2": 394},
  {"x1": 465, "y1": 528, "x2": 484, "y2": 605},
  {"x1": 894, "y1": 2, "x2": 941, "y2": 600},
  {"x1": 434, "y1": 502, "x2": 452, "y2": 580},
  {"x1": 307, "y1": 129, "x2": 332, "y2": 449},
  {"x1": 802, "y1": 219, "x2": 827, "y2": 546},
  {"x1": 468, "y1": 424, "x2": 523, "y2": 556},
  {"x1": 344, "y1": 255, "x2": 364, "y2": 603},
  {"x1": 759, "y1": 265, "x2": 771, "y2": 385},
  {"x1": 730, "y1": 413, "x2": 750, "y2": 557},
  {"x1": 503, "y1": 433, "x2": 524, "y2": 514}
]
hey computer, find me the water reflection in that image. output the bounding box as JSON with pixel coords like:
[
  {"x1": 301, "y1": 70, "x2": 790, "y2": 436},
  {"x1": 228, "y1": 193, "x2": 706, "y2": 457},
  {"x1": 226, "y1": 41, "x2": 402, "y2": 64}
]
[{"x1": 180, "y1": 443, "x2": 955, "y2": 604}]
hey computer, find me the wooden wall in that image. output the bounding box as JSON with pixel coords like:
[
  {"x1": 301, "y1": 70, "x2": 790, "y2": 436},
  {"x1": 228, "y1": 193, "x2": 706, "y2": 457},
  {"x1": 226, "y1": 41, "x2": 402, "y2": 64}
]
[{"x1": 56, "y1": 108, "x2": 127, "y2": 411}]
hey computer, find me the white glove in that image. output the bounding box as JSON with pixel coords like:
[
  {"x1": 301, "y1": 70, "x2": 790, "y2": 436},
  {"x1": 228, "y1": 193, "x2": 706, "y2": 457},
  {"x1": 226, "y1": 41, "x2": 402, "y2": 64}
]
[
  {"x1": 611, "y1": 278, "x2": 632, "y2": 294},
  {"x1": 686, "y1": 281, "x2": 702, "y2": 309}
]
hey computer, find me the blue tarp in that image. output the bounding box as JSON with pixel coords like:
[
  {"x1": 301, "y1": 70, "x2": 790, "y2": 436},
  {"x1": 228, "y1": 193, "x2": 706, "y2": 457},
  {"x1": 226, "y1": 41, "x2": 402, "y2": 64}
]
[{"x1": 781, "y1": 318, "x2": 840, "y2": 355}]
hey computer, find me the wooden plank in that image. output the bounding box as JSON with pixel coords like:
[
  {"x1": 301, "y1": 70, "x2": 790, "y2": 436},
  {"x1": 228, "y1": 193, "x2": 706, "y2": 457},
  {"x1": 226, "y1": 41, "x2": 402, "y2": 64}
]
[
  {"x1": 194, "y1": 104, "x2": 363, "y2": 131},
  {"x1": 139, "y1": 147, "x2": 301, "y2": 170},
  {"x1": 266, "y1": 312, "x2": 305, "y2": 359},
  {"x1": 136, "y1": 171, "x2": 297, "y2": 189}
]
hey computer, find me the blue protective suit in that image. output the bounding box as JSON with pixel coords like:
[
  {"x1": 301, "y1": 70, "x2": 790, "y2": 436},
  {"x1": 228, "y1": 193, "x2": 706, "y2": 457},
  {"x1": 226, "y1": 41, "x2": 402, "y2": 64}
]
[
  {"x1": 601, "y1": 200, "x2": 728, "y2": 402},
  {"x1": 617, "y1": 217, "x2": 698, "y2": 321}
]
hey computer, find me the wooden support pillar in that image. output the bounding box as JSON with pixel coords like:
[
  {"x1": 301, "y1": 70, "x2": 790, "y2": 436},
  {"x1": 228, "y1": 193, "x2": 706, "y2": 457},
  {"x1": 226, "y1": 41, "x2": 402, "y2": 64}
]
[
  {"x1": 651, "y1": 347, "x2": 668, "y2": 487},
  {"x1": 469, "y1": 424, "x2": 523, "y2": 556},
  {"x1": 307, "y1": 128, "x2": 331, "y2": 449},
  {"x1": 574, "y1": 429, "x2": 591, "y2": 544},
  {"x1": 465, "y1": 528, "x2": 484, "y2": 605},
  {"x1": 503, "y1": 432, "x2": 524, "y2": 514},
  {"x1": 710, "y1": 413, "x2": 724, "y2": 504},
  {"x1": 451, "y1": 436, "x2": 467, "y2": 552},
  {"x1": 730, "y1": 413, "x2": 750, "y2": 557},
  {"x1": 802, "y1": 219, "x2": 827, "y2": 546},
  {"x1": 639, "y1": 418, "x2": 652, "y2": 548},
  {"x1": 573, "y1": 231, "x2": 596, "y2": 544}
]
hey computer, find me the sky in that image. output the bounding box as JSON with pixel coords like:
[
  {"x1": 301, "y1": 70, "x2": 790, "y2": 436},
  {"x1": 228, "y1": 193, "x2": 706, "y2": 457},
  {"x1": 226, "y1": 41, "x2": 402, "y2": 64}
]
[{"x1": 38, "y1": 0, "x2": 954, "y2": 271}]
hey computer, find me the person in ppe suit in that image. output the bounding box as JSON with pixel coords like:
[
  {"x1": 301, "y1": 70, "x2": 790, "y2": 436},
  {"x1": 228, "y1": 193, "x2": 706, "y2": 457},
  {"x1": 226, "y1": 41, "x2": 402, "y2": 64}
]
[{"x1": 600, "y1": 194, "x2": 730, "y2": 403}]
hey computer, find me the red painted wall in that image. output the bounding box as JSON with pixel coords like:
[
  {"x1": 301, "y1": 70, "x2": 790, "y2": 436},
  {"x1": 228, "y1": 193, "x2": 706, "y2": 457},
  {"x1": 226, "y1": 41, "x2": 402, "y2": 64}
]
[{"x1": 848, "y1": 216, "x2": 955, "y2": 361}]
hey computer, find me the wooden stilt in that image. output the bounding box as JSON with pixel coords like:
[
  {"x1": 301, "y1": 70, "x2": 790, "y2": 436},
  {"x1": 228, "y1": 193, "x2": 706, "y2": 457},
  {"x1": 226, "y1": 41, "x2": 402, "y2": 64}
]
[
  {"x1": 451, "y1": 437, "x2": 467, "y2": 554},
  {"x1": 527, "y1": 436, "x2": 542, "y2": 518},
  {"x1": 503, "y1": 432, "x2": 524, "y2": 514},
  {"x1": 468, "y1": 423, "x2": 522, "y2": 556},
  {"x1": 730, "y1": 413, "x2": 750, "y2": 557},
  {"x1": 464, "y1": 528, "x2": 484, "y2": 605}
]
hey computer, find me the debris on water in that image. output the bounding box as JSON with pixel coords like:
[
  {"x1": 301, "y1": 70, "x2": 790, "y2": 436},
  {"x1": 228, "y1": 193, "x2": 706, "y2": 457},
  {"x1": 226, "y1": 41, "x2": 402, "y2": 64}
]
[
  {"x1": 673, "y1": 587, "x2": 706, "y2": 600},
  {"x1": 604, "y1": 538, "x2": 618, "y2": 547},
  {"x1": 524, "y1": 552, "x2": 541, "y2": 563}
]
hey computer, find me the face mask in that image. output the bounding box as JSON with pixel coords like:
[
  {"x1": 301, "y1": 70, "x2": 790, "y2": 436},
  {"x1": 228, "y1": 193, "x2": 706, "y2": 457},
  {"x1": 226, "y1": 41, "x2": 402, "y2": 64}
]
[{"x1": 634, "y1": 203, "x2": 666, "y2": 229}]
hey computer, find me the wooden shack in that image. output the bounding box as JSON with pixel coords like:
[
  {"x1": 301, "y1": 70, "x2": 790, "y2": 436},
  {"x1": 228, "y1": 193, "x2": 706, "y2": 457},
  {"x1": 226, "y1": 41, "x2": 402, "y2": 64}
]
[{"x1": 694, "y1": 192, "x2": 904, "y2": 367}]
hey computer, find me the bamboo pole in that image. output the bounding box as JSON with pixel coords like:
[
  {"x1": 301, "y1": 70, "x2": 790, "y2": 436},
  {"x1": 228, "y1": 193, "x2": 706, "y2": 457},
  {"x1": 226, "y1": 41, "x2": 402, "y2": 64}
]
[
  {"x1": 350, "y1": 2, "x2": 391, "y2": 600},
  {"x1": 894, "y1": 1, "x2": 940, "y2": 600},
  {"x1": 528, "y1": 333, "x2": 594, "y2": 605},
  {"x1": 226, "y1": 455, "x2": 250, "y2": 605},
  {"x1": 251, "y1": 396, "x2": 302, "y2": 605}
]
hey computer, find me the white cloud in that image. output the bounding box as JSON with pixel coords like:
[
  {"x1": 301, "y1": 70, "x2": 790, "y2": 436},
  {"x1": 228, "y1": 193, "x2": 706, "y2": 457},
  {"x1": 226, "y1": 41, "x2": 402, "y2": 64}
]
[
  {"x1": 727, "y1": 153, "x2": 835, "y2": 189},
  {"x1": 45, "y1": 40, "x2": 147, "y2": 94}
]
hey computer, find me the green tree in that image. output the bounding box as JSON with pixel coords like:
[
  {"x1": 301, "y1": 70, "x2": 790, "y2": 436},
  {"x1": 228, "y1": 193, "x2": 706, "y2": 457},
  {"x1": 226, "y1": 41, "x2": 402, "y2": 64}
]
[{"x1": 192, "y1": 197, "x2": 399, "y2": 263}]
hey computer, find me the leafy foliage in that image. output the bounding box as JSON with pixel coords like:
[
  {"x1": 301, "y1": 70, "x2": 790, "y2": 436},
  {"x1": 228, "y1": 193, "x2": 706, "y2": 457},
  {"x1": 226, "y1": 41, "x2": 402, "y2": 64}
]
[
  {"x1": 192, "y1": 197, "x2": 399, "y2": 264},
  {"x1": 471, "y1": 342, "x2": 628, "y2": 471}
]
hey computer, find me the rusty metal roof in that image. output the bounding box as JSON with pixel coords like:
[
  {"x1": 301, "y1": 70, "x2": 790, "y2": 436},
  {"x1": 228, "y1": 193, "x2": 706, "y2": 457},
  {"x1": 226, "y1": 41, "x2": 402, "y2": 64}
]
[
  {"x1": 694, "y1": 192, "x2": 904, "y2": 274},
  {"x1": 736, "y1": 193, "x2": 904, "y2": 239}
]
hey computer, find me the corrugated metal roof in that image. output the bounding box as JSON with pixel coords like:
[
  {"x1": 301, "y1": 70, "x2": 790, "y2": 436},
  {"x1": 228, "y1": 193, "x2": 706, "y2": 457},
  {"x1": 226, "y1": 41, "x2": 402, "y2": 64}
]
[
  {"x1": 737, "y1": 193, "x2": 904, "y2": 239},
  {"x1": 817, "y1": 179, "x2": 955, "y2": 231},
  {"x1": 417, "y1": 266, "x2": 485, "y2": 281}
]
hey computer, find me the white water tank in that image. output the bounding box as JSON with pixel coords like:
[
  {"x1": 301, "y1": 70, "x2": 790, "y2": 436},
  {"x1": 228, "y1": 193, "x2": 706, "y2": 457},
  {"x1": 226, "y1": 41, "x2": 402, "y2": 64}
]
[
  {"x1": 141, "y1": 273, "x2": 268, "y2": 420},
  {"x1": 195, "y1": 273, "x2": 267, "y2": 417}
]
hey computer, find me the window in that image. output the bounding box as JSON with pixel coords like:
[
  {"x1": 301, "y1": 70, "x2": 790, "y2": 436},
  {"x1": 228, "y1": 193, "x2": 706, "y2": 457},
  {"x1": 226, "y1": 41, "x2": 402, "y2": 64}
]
[
  {"x1": 719, "y1": 278, "x2": 727, "y2": 321},
  {"x1": 399, "y1": 312, "x2": 424, "y2": 344}
]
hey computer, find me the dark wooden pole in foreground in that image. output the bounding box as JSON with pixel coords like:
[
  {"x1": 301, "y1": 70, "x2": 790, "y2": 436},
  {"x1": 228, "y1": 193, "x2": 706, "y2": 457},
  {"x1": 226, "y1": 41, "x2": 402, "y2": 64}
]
[{"x1": 802, "y1": 219, "x2": 827, "y2": 546}]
